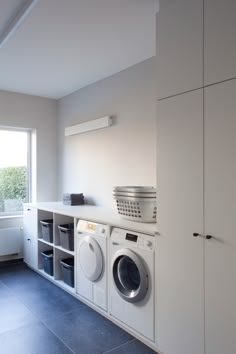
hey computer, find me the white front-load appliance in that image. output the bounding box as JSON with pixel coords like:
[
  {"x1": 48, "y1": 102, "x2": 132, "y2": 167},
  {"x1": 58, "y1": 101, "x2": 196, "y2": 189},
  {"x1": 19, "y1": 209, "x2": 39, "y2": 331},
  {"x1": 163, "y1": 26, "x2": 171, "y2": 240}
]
[
  {"x1": 76, "y1": 220, "x2": 108, "y2": 311},
  {"x1": 110, "y1": 228, "x2": 155, "y2": 341}
]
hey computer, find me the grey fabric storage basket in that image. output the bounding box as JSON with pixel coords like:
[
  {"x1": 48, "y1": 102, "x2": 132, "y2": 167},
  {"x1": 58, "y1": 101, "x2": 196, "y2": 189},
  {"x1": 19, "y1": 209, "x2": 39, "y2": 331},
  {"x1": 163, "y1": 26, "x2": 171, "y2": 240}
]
[
  {"x1": 40, "y1": 219, "x2": 53, "y2": 243},
  {"x1": 58, "y1": 223, "x2": 74, "y2": 251},
  {"x1": 60, "y1": 258, "x2": 74, "y2": 287},
  {"x1": 41, "y1": 250, "x2": 54, "y2": 276}
]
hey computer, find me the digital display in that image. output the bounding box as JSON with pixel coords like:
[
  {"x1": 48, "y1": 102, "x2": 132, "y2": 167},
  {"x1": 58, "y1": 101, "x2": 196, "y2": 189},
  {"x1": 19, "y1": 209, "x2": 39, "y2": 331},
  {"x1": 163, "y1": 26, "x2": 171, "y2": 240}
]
[
  {"x1": 88, "y1": 223, "x2": 96, "y2": 231},
  {"x1": 126, "y1": 233, "x2": 138, "y2": 242}
]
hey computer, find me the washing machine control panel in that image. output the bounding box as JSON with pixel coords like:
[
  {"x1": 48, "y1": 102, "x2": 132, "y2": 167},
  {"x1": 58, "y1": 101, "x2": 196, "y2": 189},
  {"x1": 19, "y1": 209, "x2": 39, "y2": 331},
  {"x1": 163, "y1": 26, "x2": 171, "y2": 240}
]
[
  {"x1": 111, "y1": 228, "x2": 155, "y2": 250},
  {"x1": 135, "y1": 236, "x2": 153, "y2": 250}
]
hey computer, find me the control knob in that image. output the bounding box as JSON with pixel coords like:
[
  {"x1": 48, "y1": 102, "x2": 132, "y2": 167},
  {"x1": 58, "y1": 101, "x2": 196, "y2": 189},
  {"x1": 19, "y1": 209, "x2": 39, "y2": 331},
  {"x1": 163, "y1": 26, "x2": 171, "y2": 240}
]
[{"x1": 144, "y1": 240, "x2": 152, "y2": 248}]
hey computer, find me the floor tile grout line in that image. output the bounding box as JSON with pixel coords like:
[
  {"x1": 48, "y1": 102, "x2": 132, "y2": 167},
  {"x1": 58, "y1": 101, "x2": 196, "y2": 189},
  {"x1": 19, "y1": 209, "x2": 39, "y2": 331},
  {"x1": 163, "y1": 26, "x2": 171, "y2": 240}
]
[
  {"x1": 101, "y1": 338, "x2": 136, "y2": 354},
  {"x1": 0, "y1": 319, "x2": 39, "y2": 338},
  {"x1": 0, "y1": 280, "x2": 15, "y2": 294},
  {"x1": 1, "y1": 265, "x2": 151, "y2": 354},
  {"x1": 0, "y1": 320, "x2": 75, "y2": 354},
  {"x1": 40, "y1": 318, "x2": 76, "y2": 354},
  {"x1": 0, "y1": 265, "x2": 76, "y2": 353},
  {"x1": 12, "y1": 291, "x2": 84, "y2": 351},
  {"x1": 0, "y1": 276, "x2": 55, "y2": 295},
  {"x1": 0, "y1": 266, "x2": 80, "y2": 322},
  {"x1": 13, "y1": 290, "x2": 82, "y2": 323}
]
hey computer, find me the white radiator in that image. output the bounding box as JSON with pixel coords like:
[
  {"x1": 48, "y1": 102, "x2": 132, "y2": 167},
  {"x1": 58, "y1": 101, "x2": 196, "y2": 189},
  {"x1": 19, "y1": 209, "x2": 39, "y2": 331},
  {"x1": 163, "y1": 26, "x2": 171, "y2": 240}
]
[{"x1": 0, "y1": 227, "x2": 22, "y2": 256}]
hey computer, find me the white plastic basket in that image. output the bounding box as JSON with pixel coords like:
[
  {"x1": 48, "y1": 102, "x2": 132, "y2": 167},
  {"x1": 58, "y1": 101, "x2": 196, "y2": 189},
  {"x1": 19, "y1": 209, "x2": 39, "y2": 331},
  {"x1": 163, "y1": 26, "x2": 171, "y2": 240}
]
[{"x1": 114, "y1": 195, "x2": 157, "y2": 223}]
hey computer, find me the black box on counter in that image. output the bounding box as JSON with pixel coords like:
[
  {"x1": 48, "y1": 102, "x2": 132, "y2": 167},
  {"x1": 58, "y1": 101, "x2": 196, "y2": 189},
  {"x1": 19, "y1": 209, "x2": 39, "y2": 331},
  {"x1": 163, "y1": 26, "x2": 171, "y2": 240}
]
[{"x1": 62, "y1": 193, "x2": 84, "y2": 206}]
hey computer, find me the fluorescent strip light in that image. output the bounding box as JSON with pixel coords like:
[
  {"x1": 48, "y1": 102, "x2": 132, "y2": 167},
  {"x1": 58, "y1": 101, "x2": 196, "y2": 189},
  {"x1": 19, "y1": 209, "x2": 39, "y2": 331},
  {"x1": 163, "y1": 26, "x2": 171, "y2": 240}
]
[
  {"x1": 0, "y1": 0, "x2": 38, "y2": 49},
  {"x1": 65, "y1": 116, "x2": 112, "y2": 137}
]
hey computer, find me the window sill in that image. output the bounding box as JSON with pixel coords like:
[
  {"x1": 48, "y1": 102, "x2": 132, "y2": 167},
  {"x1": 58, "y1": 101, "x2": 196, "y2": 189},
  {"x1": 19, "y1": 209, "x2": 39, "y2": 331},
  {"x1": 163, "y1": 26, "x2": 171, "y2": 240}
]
[{"x1": 0, "y1": 215, "x2": 23, "y2": 220}]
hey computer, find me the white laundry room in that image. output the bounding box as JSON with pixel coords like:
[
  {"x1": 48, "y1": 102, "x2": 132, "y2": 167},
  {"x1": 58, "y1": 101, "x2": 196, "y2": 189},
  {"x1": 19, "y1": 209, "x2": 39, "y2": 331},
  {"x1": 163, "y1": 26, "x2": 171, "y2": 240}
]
[{"x1": 0, "y1": 1, "x2": 235, "y2": 354}]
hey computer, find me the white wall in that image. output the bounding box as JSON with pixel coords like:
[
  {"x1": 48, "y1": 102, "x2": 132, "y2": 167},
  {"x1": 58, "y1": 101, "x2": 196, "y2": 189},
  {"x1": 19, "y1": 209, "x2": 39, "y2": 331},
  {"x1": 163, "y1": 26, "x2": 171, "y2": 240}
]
[
  {"x1": 0, "y1": 90, "x2": 58, "y2": 203},
  {"x1": 57, "y1": 57, "x2": 157, "y2": 208},
  {"x1": 0, "y1": 90, "x2": 57, "y2": 260}
]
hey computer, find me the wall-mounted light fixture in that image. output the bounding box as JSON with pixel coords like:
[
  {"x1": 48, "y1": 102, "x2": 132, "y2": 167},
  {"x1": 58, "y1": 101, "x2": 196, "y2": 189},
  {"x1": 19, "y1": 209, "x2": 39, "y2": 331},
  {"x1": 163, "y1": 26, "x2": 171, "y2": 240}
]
[{"x1": 65, "y1": 116, "x2": 112, "y2": 137}]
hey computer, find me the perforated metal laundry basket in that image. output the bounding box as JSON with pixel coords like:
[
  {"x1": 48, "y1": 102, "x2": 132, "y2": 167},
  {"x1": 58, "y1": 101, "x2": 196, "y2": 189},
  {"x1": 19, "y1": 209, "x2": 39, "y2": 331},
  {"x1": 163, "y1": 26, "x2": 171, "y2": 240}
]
[{"x1": 113, "y1": 187, "x2": 157, "y2": 223}]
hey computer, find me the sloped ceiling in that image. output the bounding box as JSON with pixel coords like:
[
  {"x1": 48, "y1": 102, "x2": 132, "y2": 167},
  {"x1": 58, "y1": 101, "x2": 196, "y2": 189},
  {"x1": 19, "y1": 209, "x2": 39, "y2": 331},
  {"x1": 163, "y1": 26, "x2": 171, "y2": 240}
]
[{"x1": 0, "y1": 0, "x2": 157, "y2": 99}]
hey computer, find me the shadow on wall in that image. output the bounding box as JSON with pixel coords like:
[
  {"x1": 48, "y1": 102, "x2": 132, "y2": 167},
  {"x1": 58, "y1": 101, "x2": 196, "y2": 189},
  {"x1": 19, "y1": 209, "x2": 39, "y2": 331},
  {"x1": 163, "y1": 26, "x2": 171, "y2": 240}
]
[{"x1": 84, "y1": 197, "x2": 96, "y2": 205}]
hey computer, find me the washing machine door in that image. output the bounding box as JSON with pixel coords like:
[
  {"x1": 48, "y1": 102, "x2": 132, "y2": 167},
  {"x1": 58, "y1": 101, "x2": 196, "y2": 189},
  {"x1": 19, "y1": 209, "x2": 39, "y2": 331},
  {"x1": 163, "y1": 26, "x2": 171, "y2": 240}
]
[
  {"x1": 112, "y1": 248, "x2": 148, "y2": 303},
  {"x1": 78, "y1": 236, "x2": 103, "y2": 281}
]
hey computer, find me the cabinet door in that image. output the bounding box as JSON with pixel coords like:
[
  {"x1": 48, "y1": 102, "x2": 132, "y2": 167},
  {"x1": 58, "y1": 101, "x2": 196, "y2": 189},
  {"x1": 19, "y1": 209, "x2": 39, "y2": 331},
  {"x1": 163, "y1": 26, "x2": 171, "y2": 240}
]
[
  {"x1": 23, "y1": 235, "x2": 38, "y2": 269},
  {"x1": 204, "y1": 0, "x2": 236, "y2": 86},
  {"x1": 23, "y1": 206, "x2": 38, "y2": 237},
  {"x1": 156, "y1": 90, "x2": 204, "y2": 354},
  {"x1": 204, "y1": 80, "x2": 236, "y2": 354},
  {"x1": 157, "y1": 0, "x2": 203, "y2": 99}
]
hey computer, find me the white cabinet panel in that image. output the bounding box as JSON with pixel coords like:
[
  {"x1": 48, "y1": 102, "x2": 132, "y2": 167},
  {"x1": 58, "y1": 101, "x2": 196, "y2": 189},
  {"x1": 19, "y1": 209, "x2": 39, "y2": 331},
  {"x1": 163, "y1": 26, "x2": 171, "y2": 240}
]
[
  {"x1": 204, "y1": 80, "x2": 236, "y2": 354},
  {"x1": 23, "y1": 205, "x2": 38, "y2": 237},
  {"x1": 157, "y1": 0, "x2": 203, "y2": 99},
  {"x1": 156, "y1": 90, "x2": 204, "y2": 354},
  {"x1": 23, "y1": 235, "x2": 38, "y2": 269},
  {"x1": 204, "y1": 0, "x2": 236, "y2": 85},
  {"x1": 23, "y1": 205, "x2": 38, "y2": 269}
]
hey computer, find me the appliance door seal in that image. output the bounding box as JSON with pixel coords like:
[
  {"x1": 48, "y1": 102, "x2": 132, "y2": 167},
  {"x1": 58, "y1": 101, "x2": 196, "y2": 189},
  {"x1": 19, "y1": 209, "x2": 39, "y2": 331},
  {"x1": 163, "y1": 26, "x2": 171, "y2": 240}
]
[{"x1": 112, "y1": 248, "x2": 148, "y2": 303}]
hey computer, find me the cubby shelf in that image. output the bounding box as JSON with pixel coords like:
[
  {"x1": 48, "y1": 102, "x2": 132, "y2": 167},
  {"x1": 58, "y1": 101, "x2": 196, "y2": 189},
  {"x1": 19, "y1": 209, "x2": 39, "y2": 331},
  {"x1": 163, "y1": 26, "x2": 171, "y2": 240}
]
[
  {"x1": 38, "y1": 238, "x2": 54, "y2": 246},
  {"x1": 54, "y1": 245, "x2": 75, "y2": 256}
]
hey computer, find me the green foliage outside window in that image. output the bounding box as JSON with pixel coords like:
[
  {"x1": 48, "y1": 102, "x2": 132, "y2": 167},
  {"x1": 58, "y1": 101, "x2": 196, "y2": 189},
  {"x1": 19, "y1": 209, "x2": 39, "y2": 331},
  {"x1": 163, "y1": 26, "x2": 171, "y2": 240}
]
[{"x1": 0, "y1": 166, "x2": 27, "y2": 213}]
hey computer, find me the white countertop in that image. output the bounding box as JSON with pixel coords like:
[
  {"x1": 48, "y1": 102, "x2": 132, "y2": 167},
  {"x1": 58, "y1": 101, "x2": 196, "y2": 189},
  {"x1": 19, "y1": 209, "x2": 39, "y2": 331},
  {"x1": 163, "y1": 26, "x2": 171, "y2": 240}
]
[{"x1": 26, "y1": 202, "x2": 158, "y2": 236}]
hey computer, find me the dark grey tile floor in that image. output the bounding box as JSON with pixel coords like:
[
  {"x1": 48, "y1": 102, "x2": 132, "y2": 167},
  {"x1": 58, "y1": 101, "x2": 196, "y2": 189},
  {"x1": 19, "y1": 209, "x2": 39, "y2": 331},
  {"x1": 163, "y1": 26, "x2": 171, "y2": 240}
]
[{"x1": 0, "y1": 263, "x2": 157, "y2": 354}]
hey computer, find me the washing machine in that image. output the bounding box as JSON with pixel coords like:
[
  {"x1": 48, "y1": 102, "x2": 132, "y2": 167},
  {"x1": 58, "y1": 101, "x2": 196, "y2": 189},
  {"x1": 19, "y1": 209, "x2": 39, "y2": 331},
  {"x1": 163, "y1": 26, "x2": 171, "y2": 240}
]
[
  {"x1": 76, "y1": 220, "x2": 108, "y2": 311},
  {"x1": 110, "y1": 227, "x2": 155, "y2": 341}
]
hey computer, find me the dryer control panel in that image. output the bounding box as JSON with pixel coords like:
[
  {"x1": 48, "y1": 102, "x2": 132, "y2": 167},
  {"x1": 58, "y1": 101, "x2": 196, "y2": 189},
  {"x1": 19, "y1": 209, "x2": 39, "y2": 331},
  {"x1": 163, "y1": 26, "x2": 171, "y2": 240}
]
[
  {"x1": 77, "y1": 220, "x2": 108, "y2": 236},
  {"x1": 111, "y1": 228, "x2": 155, "y2": 251}
]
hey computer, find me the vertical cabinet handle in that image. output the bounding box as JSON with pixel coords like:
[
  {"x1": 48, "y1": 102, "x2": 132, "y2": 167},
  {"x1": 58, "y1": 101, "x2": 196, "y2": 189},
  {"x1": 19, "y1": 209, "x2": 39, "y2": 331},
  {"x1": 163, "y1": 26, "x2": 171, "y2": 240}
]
[
  {"x1": 193, "y1": 232, "x2": 199, "y2": 237},
  {"x1": 206, "y1": 235, "x2": 213, "y2": 240}
]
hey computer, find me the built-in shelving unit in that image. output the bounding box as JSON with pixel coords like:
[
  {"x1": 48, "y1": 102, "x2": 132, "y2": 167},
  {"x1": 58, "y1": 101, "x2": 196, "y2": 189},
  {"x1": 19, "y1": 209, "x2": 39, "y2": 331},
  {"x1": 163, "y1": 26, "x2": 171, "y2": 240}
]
[
  {"x1": 24, "y1": 203, "x2": 157, "y2": 295},
  {"x1": 23, "y1": 202, "x2": 158, "y2": 350},
  {"x1": 36, "y1": 210, "x2": 75, "y2": 294}
]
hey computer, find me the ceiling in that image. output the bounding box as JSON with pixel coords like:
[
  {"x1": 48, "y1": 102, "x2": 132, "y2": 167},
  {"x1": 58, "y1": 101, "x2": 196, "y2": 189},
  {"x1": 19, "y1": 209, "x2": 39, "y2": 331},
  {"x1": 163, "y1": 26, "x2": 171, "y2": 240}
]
[{"x1": 0, "y1": 0, "x2": 157, "y2": 99}]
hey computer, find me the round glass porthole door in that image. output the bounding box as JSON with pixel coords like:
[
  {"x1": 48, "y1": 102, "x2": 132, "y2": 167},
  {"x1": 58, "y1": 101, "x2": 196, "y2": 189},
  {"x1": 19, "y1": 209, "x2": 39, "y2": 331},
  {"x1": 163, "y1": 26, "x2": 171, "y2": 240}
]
[
  {"x1": 112, "y1": 249, "x2": 148, "y2": 303},
  {"x1": 79, "y1": 236, "x2": 103, "y2": 282}
]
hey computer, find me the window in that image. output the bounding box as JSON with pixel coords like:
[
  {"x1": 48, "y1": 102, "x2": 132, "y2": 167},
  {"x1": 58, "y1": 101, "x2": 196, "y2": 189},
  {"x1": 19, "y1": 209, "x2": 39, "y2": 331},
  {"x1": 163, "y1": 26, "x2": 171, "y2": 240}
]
[{"x1": 0, "y1": 128, "x2": 31, "y2": 216}]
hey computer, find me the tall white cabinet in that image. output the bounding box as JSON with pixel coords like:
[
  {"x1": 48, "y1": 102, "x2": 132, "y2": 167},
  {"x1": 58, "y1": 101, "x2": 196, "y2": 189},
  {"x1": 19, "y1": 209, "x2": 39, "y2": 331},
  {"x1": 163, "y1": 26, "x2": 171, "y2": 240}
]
[
  {"x1": 157, "y1": 0, "x2": 203, "y2": 99},
  {"x1": 157, "y1": 90, "x2": 204, "y2": 354},
  {"x1": 157, "y1": 1, "x2": 236, "y2": 354},
  {"x1": 204, "y1": 80, "x2": 236, "y2": 354},
  {"x1": 157, "y1": 82, "x2": 236, "y2": 354},
  {"x1": 204, "y1": 0, "x2": 236, "y2": 85}
]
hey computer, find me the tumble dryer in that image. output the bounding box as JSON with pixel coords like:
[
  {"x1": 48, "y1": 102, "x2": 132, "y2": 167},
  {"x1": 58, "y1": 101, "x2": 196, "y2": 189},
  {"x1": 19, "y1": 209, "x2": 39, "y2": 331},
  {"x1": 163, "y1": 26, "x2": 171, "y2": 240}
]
[
  {"x1": 76, "y1": 220, "x2": 108, "y2": 311},
  {"x1": 110, "y1": 227, "x2": 155, "y2": 341}
]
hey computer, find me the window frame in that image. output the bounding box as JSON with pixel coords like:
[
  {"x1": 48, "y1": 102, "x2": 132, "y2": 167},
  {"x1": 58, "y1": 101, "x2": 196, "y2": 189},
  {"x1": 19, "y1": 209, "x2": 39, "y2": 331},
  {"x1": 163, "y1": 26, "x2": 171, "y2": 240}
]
[{"x1": 0, "y1": 126, "x2": 32, "y2": 217}]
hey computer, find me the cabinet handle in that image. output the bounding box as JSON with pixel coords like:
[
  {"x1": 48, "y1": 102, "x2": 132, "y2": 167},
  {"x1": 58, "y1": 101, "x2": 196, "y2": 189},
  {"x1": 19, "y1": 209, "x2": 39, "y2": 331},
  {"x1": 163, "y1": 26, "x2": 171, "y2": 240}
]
[
  {"x1": 27, "y1": 208, "x2": 31, "y2": 211},
  {"x1": 206, "y1": 235, "x2": 213, "y2": 240},
  {"x1": 193, "y1": 232, "x2": 199, "y2": 237},
  {"x1": 27, "y1": 238, "x2": 31, "y2": 241}
]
